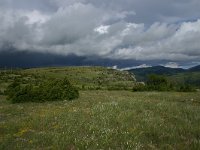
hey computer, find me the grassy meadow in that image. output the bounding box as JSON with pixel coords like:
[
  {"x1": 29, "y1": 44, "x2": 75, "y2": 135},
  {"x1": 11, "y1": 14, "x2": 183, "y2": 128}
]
[
  {"x1": 1, "y1": 91, "x2": 200, "y2": 149},
  {"x1": 0, "y1": 67, "x2": 200, "y2": 149}
]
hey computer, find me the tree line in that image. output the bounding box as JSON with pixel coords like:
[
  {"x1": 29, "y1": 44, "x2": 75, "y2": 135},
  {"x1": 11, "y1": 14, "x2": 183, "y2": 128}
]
[{"x1": 133, "y1": 74, "x2": 196, "y2": 92}]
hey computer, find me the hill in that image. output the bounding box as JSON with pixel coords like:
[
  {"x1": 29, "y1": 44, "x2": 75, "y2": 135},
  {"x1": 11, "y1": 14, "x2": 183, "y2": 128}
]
[
  {"x1": 128, "y1": 65, "x2": 200, "y2": 88},
  {"x1": 0, "y1": 66, "x2": 136, "y2": 92},
  {"x1": 128, "y1": 66, "x2": 185, "y2": 81},
  {"x1": 188, "y1": 65, "x2": 200, "y2": 72},
  {"x1": 168, "y1": 72, "x2": 200, "y2": 88}
]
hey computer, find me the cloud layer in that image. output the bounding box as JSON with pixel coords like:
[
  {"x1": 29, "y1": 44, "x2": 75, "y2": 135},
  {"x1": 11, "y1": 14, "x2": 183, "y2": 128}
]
[{"x1": 0, "y1": 0, "x2": 200, "y2": 66}]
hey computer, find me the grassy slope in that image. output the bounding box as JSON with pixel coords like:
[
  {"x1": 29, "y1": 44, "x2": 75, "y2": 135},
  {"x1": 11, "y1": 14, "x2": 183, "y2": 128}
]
[
  {"x1": 0, "y1": 67, "x2": 136, "y2": 91},
  {"x1": 1, "y1": 91, "x2": 200, "y2": 149}
]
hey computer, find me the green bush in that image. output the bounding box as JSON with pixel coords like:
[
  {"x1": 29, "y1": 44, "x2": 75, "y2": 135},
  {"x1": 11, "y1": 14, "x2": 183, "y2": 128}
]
[
  {"x1": 178, "y1": 84, "x2": 196, "y2": 92},
  {"x1": 6, "y1": 78, "x2": 79, "y2": 103},
  {"x1": 5, "y1": 79, "x2": 21, "y2": 98},
  {"x1": 0, "y1": 90, "x2": 4, "y2": 95},
  {"x1": 146, "y1": 74, "x2": 170, "y2": 91},
  {"x1": 132, "y1": 83, "x2": 146, "y2": 92}
]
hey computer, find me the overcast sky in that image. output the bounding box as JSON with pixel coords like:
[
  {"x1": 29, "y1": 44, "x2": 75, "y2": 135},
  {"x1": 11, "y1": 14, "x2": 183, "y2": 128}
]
[{"x1": 0, "y1": 0, "x2": 200, "y2": 68}]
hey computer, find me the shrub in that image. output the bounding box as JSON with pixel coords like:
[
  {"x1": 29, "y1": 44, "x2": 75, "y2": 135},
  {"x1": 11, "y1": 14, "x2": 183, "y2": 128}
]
[
  {"x1": 5, "y1": 79, "x2": 21, "y2": 98},
  {"x1": 132, "y1": 83, "x2": 146, "y2": 92},
  {"x1": 6, "y1": 78, "x2": 79, "y2": 103},
  {"x1": 0, "y1": 90, "x2": 4, "y2": 95},
  {"x1": 146, "y1": 74, "x2": 170, "y2": 91},
  {"x1": 178, "y1": 84, "x2": 196, "y2": 92}
]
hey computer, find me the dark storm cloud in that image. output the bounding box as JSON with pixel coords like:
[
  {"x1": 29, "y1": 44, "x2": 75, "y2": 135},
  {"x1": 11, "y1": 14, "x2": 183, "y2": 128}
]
[
  {"x1": 0, "y1": 50, "x2": 157, "y2": 68},
  {"x1": 0, "y1": 0, "x2": 57, "y2": 12},
  {"x1": 87, "y1": 0, "x2": 200, "y2": 24},
  {"x1": 0, "y1": 0, "x2": 200, "y2": 67}
]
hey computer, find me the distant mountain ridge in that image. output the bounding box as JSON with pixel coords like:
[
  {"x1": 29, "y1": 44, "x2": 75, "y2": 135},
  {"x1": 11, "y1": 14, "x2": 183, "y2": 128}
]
[
  {"x1": 128, "y1": 65, "x2": 200, "y2": 81},
  {"x1": 188, "y1": 65, "x2": 200, "y2": 72}
]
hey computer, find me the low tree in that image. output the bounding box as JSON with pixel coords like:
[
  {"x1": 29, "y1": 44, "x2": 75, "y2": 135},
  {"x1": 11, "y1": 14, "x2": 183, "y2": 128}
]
[
  {"x1": 6, "y1": 77, "x2": 79, "y2": 103},
  {"x1": 132, "y1": 82, "x2": 146, "y2": 92},
  {"x1": 146, "y1": 74, "x2": 170, "y2": 91}
]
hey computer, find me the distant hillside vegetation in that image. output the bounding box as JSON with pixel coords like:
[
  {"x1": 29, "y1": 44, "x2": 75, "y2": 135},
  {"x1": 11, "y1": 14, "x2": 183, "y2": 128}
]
[
  {"x1": 188, "y1": 65, "x2": 200, "y2": 72},
  {"x1": 168, "y1": 72, "x2": 200, "y2": 88},
  {"x1": 128, "y1": 65, "x2": 200, "y2": 88},
  {"x1": 128, "y1": 66, "x2": 185, "y2": 81}
]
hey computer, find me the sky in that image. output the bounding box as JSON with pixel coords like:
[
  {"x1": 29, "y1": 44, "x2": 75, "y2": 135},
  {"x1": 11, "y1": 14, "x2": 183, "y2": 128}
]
[{"x1": 0, "y1": 0, "x2": 200, "y2": 68}]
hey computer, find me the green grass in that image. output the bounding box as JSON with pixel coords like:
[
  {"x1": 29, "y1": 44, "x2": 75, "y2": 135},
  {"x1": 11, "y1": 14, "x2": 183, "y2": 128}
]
[
  {"x1": 0, "y1": 67, "x2": 136, "y2": 90},
  {"x1": 1, "y1": 91, "x2": 200, "y2": 149}
]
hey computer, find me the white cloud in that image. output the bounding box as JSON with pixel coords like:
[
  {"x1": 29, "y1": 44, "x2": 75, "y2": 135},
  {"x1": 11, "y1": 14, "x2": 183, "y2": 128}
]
[
  {"x1": 120, "y1": 64, "x2": 152, "y2": 70},
  {"x1": 112, "y1": 65, "x2": 118, "y2": 70},
  {"x1": 94, "y1": 25, "x2": 110, "y2": 34},
  {"x1": 25, "y1": 10, "x2": 50, "y2": 24},
  {"x1": 0, "y1": 0, "x2": 200, "y2": 66},
  {"x1": 163, "y1": 62, "x2": 179, "y2": 68}
]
